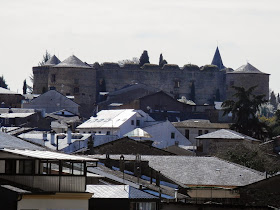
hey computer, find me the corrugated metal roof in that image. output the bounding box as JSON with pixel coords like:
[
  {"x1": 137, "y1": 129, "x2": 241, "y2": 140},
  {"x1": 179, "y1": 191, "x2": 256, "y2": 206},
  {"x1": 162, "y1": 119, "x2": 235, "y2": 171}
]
[
  {"x1": 77, "y1": 109, "x2": 136, "y2": 129},
  {"x1": 0, "y1": 113, "x2": 34, "y2": 118},
  {"x1": 0, "y1": 148, "x2": 98, "y2": 161},
  {"x1": 86, "y1": 185, "x2": 157, "y2": 199},
  {"x1": 196, "y1": 129, "x2": 260, "y2": 141}
]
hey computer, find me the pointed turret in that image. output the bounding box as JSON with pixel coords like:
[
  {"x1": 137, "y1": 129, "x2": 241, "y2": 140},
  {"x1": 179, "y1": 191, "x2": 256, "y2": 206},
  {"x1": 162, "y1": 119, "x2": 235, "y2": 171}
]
[
  {"x1": 211, "y1": 47, "x2": 225, "y2": 70},
  {"x1": 44, "y1": 55, "x2": 61, "y2": 66}
]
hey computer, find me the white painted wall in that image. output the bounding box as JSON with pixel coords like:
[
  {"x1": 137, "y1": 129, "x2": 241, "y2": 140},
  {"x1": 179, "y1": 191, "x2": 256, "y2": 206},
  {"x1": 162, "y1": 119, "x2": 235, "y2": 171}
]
[{"x1": 142, "y1": 121, "x2": 192, "y2": 149}]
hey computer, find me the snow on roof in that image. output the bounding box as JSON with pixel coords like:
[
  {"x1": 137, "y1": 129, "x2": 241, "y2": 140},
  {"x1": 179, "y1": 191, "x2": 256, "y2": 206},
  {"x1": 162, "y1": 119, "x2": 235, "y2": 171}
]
[
  {"x1": 77, "y1": 109, "x2": 137, "y2": 129},
  {"x1": 0, "y1": 87, "x2": 20, "y2": 95}
]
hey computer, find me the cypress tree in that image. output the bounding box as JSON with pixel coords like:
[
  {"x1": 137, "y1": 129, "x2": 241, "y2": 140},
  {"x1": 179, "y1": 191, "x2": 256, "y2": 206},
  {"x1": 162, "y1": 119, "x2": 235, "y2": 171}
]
[{"x1": 139, "y1": 50, "x2": 150, "y2": 66}]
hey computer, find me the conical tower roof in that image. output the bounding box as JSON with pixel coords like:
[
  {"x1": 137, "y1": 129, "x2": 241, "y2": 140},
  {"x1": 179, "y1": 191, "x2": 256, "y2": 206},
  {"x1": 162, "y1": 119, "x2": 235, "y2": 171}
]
[
  {"x1": 54, "y1": 55, "x2": 91, "y2": 68},
  {"x1": 232, "y1": 63, "x2": 263, "y2": 74},
  {"x1": 44, "y1": 55, "x2": 61, "y2": 66},
  {"x1": 211, "y1": 47, "x2": 225, "y2": 70}
]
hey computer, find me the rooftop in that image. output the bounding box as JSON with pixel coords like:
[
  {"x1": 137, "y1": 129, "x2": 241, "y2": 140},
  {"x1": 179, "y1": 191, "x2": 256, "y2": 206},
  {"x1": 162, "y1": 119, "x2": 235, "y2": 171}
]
[
  {"x1": 0, "y1": 148, "x2": 98, "y2": 161},
  {"x1": 0, "y1": 87, "x2": 20, "y2": 95},
  {"x1": 86, "y1": 185, "x2": 157, "y2": 199},
  {"x1": 91, "y1": 155, "x2": 265, "y2": 187},
  {"x1": 0, "y1": 131, "x2": 45, "y2": 150},
  {"x1": 229, "y1": 63, "x2": 268, "y2": 74},
  {"x1": 173, "y1": 120, "x2": 230, "y2": 129},
  {"x1": 54, "y1": 55, "x2": 91, "y2": 68},
  {"x1": 77, "y1": 109, "x2": 144, "y2": 129},
  {"x1": 196, "y1": 129, "x2": 260, "y2": 142},
  {"x1": 44, "y1": 55, "x2": 61, "y2": 66}
]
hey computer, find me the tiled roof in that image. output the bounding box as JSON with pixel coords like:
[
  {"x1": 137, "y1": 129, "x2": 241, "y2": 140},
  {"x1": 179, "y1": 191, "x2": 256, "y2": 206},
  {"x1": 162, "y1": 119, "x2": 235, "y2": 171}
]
[
  {"x1": 54, "y1": 55, "x2": 91, "y2": 68},
  {"x1": 0, "y1": 131, "x2": 45, "y2": 150},
  {"x1": 91, "y1": 155, "x2": 265, "y2": 187},
  {"x1": 86, "y1": 185, "x2": 157, "y2": 199},
  {"x1": 173, "y1": 120, "x2": 230, "y2": 129},
  {"x1": 196, "y1": 129, "x2": 260, "y2": 142},
  {"x1": 44, "y1": 55, "x2": 61, "y2": 66},
  {"x1": 229, "y1": 63, "x2": 267, "y2": 74}
]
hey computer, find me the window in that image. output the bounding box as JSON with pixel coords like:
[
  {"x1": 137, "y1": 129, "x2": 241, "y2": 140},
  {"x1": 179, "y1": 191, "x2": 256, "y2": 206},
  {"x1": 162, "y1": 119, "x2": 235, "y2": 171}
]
[
  {"x1": 174, "y1": 81, "x2": 180, "y2": 88},
  {"x1": 136, "y1": 120, "x2": 140, "y2": 126},
  {"x1": 106, "y1": 131, "x2": 110, "y2": 135},
  {"x1": 131, "y1": 202, "x2": 156, "y2": 210},
  {"x1": 185, "y1": 129, "x2": 189, "y2": 139},
  {"x1": 171, "y1": 132, "x2": 175, "y2": 139},
  {"x1": 198, "y1": 130, "x2": 202, "y2": 136},
  {"x1": 51, "y1": 74, "x2": 56, "y2": 83},
  {"x1": 5, "y1": 160, "x2": 16, "y2": 174},
  {"x1": 204, "y1": 130, "x2": 209, "y2": 134},
  {"x1": 74, "y1": 87, "x2": 79, "y2": 94},
  {"x1": 19, "y1": 160, "x2": 33, "y2": 175},
  {"x1": 131, "y1": 120, "x2": 134, "y2": 125}
]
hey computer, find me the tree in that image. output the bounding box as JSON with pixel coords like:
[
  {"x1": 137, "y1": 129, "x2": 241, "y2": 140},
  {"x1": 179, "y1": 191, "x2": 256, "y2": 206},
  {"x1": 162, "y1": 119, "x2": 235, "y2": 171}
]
[
  {"x1": 118, "y1": 57, "x2": 139, "y2": 66},
  {"x1": 159, "y1": 53, "x2": 168, "y2": 67},
  {"x1": 222, "y1": 86, "x2": 268, "y2": 140},
  {"x1": 38, "y1": 50, "x2": 51, "y2": 66},
  {"x1": 0, "y1": 75, "x2": 8, "y2": 89},
  {"x1": 189, "y1": 81, "x2": 195, "y2": 102},
  {"x1": 139, "y1": 50, "x2": 150, "y2": 66},
  {"x1": 270, "y1": 91, "x2": 277, "y2": 110},
  {"x1": 23, "y1": 79, "x2": 27, "y2": 94}
]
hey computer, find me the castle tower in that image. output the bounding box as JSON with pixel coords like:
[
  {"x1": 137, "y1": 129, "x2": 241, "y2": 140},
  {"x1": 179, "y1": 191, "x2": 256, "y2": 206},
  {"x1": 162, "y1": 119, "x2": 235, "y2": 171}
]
[
  {"x1": 211, "y1": 47, "x2": 225, "y2": 70},
  {"x1": 226, "y1": 62, "x2": 270, "y2": 100},
  {"x1": 33, "y1": 55, "x2": 61, "y2": 94}
]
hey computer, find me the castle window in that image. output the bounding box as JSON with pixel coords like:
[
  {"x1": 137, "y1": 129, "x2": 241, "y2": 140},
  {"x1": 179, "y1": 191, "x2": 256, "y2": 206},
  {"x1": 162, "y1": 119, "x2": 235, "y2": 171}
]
[
  {"x1": 106, "y1": 131, "x2": 110, "y2": 135},
  {"x1": 171, "y1": 132, "x2": 175, "y2": 139},
  {"x1": 74, "y1": 87, "x2": 79, "y2": 94},
  {"x1": 131, "y1": 120, "x2": 134, "y2": 125},
  {"x1": 51, "y1": 74, "x2": 56, "y2": 83},
  {"x1": 185, "y1": 129, "x2": 189, "y2": 139},
  {"x1": 205, "y1": 130, "x2": 209, "y2": 134},
  {"x1": 174, "y1": 81, "x2": 180, "y2": 88},
  {"x1": 136, "y1": 120, "x2": 140, "y2": 126},
  {"x1": 198, "y1": 130, "x2": 202, "y2": 136}
]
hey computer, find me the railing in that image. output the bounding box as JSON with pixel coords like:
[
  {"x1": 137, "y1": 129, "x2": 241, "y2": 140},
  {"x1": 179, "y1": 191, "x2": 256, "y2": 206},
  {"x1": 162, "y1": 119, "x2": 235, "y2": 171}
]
[{"x1": 0, "y1": 175, "x2": 86, "y2": 192}]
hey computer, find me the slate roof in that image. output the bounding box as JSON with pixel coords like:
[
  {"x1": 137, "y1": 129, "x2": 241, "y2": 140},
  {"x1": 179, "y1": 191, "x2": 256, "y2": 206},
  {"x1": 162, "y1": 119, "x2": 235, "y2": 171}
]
[
  {"x1": 196, "y1": 129, "x2": 260, "y2": 142},
  {"x1": 54, "y1": 55, "x2": 91, "y2": 68},
  {"x1": 44, "y1": 55, "x2": 61, "y2": 66},
  {"x1": 228, "y1": 63, "x2": 268, "y2": 74},
  {"x1": 211, "y1": 47, "x2": 225, "y2": 70},
  {"x1": 86, "y1": 185, "x2": 157, "y2": 199},
  {"x1": 0, "y1": 131, "x2": 45, "y2": 150},
  {"x1": 173, "y1": 120, "x2": 230, "y2": 129},
  {"x1": 91, "y1": 155, "x2": 265, "y2": 187}
]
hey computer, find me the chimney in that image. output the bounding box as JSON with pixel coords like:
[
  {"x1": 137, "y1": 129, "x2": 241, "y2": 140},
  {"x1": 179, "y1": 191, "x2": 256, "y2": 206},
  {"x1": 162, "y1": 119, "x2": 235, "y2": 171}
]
[
  {"x1": 43, "y1": 132, "x2": 47, "y2": 141},
  {"x1": 67, "y1": 126, "x2": 72, "y2": 144},
  {"x1": 174, "y1": 189, "x2": 178, "y2": 202},
  {"x1": 50, "y1": 130, "x2": 55, "y2": 145}
]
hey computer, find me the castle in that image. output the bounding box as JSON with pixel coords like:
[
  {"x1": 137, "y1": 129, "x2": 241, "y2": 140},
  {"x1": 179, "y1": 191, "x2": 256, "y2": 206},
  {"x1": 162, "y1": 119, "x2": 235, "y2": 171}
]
[{"x1": 32, "y1": 47, "x2": 269, "y2": 117}]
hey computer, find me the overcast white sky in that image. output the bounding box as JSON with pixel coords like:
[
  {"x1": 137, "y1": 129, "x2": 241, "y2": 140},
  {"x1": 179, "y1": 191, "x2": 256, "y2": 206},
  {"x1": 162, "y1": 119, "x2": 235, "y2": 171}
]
[{"x1": 1, "y1": 0, "x2": 280, "y2": 95}]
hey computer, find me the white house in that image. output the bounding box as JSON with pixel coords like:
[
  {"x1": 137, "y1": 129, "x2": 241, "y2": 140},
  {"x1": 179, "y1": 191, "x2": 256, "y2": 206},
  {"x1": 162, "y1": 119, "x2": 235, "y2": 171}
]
[{"x1": 76, "y1": 109, "x2": 156, "y2": 137}]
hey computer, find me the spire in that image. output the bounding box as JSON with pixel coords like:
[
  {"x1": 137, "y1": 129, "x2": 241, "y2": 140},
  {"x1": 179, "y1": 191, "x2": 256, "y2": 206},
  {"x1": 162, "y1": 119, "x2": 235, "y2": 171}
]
[
  {"x1": 211, "y1": 47, "x2": 225, "y2": 70},
  {"x1": 44, "y1": 55, "x2": 61, "y2": 66}
]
